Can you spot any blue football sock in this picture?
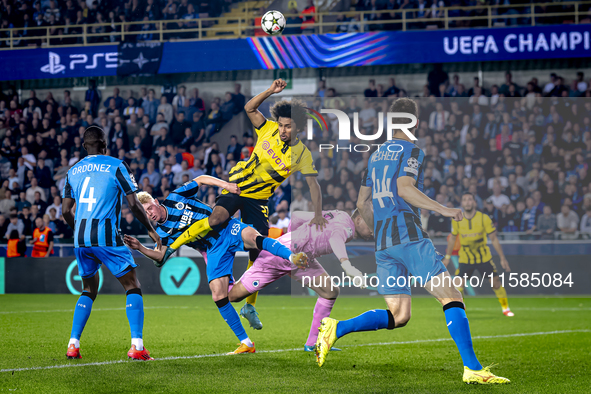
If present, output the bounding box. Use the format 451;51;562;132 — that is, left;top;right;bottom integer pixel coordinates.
70;293;94;340
336;309;392;338
216;298;248;342
126;289;144;339
257;236;291;260
444;302;482;371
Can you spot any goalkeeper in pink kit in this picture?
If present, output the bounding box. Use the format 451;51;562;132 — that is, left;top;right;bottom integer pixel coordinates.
227;210;373;351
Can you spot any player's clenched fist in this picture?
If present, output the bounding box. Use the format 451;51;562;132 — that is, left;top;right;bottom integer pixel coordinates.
268;79;287;94
442;207;463;222
224;182;241;195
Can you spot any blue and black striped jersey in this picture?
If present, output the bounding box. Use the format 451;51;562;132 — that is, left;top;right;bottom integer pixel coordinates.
62;155;138;248
156;181;222;251
364;139;429;251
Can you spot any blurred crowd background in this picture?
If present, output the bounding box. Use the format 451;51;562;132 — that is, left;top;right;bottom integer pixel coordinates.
2;64;591;244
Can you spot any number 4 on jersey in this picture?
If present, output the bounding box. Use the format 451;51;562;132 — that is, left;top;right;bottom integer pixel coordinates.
80;177;97;211
372;166;394;208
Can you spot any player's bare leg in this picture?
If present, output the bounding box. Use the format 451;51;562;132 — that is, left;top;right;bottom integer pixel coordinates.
425;271;509;384
66;272;100;359
210;276;255;354
116;269;153;360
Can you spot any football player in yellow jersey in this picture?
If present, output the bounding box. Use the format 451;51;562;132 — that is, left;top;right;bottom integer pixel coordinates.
160;79;327;329
443;193;514;317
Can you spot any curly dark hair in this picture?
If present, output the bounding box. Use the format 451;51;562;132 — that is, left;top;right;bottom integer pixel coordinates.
270;98;308;131
389;98;419;130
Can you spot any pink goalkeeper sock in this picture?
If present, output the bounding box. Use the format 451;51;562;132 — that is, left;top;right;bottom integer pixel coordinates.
306;297;336;346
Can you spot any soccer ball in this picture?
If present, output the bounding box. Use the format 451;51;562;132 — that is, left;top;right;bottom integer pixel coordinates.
261;10;286;36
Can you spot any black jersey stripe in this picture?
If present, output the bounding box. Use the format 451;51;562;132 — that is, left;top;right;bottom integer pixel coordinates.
105;219;113;247
78;219;87;247
381;217;391;251
414;215;429;239
375;220;384;251
245;183;273;194
174;187;199;199
116;167;133;195
404;212;419;242
90;219;100;247
391;216;400;246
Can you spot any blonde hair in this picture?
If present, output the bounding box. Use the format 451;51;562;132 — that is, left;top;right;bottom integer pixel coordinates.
137;191;154;204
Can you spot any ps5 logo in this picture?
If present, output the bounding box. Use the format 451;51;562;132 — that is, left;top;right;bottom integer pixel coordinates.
40;52;66;74
41;51;118;75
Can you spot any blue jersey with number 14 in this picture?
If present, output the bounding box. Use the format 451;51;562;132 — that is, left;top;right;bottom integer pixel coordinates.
364;139;429;251
62;155;138;248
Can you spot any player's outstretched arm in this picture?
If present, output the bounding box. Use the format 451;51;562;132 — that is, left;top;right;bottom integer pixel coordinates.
194;175;240;195
328;232;365;287
126;193;162;249
306;177;327;230
443;233;457;267
356;185;374;229
244;79;287;128
397;177;463;221
62;197;76;229
488;231;511;272
123;234;167;266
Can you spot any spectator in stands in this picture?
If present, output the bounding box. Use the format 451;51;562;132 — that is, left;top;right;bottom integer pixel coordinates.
0;190;15;214
34;158;53;191
139;161;160;189
170;111;191;145
557;203;580;240
158;95;173;124
581;206;591;234
364;79;378;97
172;85;189;114
190;88;205;112
142;89;159;123
537;205;557;240
232;83;245;114
205;102;222;140
45;195;62;217
6;213;24;239
122;212;145;236
103;87;124;111
25;178;45;204
220;92;236;122
427;209;451;238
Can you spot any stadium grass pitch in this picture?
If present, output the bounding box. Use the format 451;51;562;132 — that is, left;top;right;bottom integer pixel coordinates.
1;294;590;393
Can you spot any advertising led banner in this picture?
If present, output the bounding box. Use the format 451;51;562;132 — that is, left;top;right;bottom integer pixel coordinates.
0;45;118;81
247;24;591;69
1;24;591;81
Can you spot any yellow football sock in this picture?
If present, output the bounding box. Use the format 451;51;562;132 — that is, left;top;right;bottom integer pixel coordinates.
493;286;509;310
170;217;212;249
245;260;258;306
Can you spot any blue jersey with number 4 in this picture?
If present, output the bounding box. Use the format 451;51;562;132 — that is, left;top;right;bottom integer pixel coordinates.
62;155;138;248
364;139;429;251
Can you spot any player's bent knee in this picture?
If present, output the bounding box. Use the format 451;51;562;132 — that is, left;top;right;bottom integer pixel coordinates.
209;207;230;227
394;310;411;328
